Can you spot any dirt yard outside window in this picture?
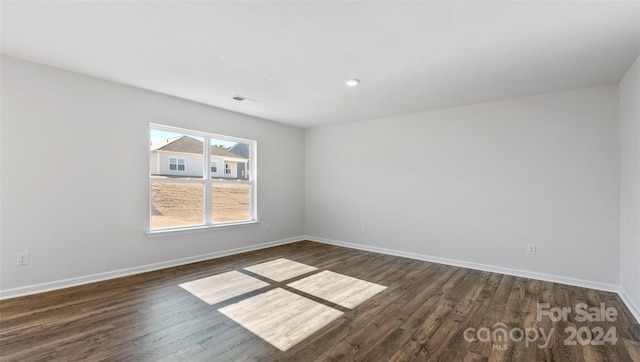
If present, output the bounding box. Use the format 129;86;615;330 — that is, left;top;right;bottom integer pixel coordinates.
151;183;250;229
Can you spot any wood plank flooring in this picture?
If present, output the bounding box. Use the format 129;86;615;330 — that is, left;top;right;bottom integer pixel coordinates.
1;240;639;361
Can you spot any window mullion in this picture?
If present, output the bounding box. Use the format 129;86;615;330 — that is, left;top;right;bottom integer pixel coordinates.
203;136;212;225
250;143;256;221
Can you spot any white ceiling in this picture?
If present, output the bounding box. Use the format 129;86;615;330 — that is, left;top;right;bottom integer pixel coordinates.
2;1;639;128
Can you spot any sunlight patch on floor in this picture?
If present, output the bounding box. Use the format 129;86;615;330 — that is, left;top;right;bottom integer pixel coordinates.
179;270;269;305
243;258;317;282
218;288;343;351
179;258;387;351
288;270;387;309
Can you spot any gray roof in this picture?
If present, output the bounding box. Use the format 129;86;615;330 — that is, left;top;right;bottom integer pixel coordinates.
153;136;246;159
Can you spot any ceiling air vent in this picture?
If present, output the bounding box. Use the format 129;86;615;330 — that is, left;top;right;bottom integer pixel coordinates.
233;96;257;102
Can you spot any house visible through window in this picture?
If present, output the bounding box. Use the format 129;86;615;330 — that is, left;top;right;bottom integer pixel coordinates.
169;157;185;171
149;124;256;231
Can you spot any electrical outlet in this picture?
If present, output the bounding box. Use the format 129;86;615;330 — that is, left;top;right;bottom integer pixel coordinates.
527;244;536;255
17;252;29;265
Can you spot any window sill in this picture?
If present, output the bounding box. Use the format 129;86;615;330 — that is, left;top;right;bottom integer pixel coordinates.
145;220;261;237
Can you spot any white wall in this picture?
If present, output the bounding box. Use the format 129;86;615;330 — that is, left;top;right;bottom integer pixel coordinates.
619;54;640;318
0;54;631;306
306;85;620;287
0;56;305;295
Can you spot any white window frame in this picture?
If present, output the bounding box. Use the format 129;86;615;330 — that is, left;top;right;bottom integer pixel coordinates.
211;160;218;173
149;123;257;233
224;163;232;175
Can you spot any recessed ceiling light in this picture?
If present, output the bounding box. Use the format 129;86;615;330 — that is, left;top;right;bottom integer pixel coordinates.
344;79;360;87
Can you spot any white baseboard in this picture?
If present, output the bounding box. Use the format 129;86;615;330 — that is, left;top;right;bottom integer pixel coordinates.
306;236;640;324
619;287;640;323
306;235;620;293
0;236;304;300
4;234;639;326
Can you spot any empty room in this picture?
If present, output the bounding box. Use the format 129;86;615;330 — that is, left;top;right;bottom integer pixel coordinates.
1;1;639;361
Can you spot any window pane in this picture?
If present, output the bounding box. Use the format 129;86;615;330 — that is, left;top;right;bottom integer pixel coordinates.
212;184;250;223
150;129;203;179
151;183;203;229
211;138;250;180
150;124;256;231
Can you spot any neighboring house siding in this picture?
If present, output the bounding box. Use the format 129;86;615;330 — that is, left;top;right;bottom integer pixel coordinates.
230;143;250;180
223;161;238;178
150;136;248;178
156;151;204;177
152;152;242;178
237;163;246;179
149;152;158;175
211;156;238;178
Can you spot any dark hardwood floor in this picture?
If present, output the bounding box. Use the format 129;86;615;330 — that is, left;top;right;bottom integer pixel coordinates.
1;241;639;361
